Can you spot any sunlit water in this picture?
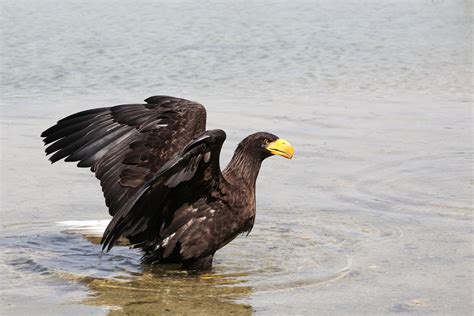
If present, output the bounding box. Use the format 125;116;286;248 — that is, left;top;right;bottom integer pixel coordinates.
1;0;472;315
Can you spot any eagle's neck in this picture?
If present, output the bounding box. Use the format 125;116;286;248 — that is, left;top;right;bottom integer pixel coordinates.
223;147;262;189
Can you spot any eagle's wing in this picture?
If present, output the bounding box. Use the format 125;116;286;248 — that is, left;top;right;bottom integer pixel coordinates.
100;129;227;252
41;96;206;216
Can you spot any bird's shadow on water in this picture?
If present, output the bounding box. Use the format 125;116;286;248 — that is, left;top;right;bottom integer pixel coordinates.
0;223;253;315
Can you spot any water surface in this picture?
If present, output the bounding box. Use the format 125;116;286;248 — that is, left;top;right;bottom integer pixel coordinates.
1;0;472;315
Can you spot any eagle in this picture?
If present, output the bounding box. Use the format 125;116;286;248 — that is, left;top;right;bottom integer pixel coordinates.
41;95;294;269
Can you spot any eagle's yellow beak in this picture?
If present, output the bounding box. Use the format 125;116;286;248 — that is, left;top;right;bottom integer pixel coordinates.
266;138;294;159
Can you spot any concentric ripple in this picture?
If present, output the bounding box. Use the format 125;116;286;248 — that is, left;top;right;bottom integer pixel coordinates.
0;211;371;313
341;152;472;218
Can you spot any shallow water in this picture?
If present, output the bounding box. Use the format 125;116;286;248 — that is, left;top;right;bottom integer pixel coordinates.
1;0;472;315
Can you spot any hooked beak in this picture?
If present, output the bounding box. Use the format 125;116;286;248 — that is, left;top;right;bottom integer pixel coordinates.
266;138;294;159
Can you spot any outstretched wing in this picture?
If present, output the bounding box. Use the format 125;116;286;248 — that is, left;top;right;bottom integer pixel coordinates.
41;96;206;216
101;129;227;252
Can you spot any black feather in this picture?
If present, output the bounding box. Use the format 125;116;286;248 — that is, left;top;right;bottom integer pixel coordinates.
57;107;109;123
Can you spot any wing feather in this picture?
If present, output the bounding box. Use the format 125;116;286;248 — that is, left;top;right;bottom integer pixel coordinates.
48;118;117;161
42;95;207;216
101;129;226;251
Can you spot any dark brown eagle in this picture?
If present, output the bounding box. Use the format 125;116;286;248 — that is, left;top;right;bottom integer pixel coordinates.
41;95;294;269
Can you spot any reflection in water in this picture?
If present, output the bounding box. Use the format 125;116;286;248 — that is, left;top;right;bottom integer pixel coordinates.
72;270;252;315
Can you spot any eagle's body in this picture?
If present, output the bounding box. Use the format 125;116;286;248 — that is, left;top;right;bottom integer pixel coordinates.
41;96;293;269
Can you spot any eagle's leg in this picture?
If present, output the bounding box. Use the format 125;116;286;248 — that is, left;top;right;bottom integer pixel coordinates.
182;255;213;270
